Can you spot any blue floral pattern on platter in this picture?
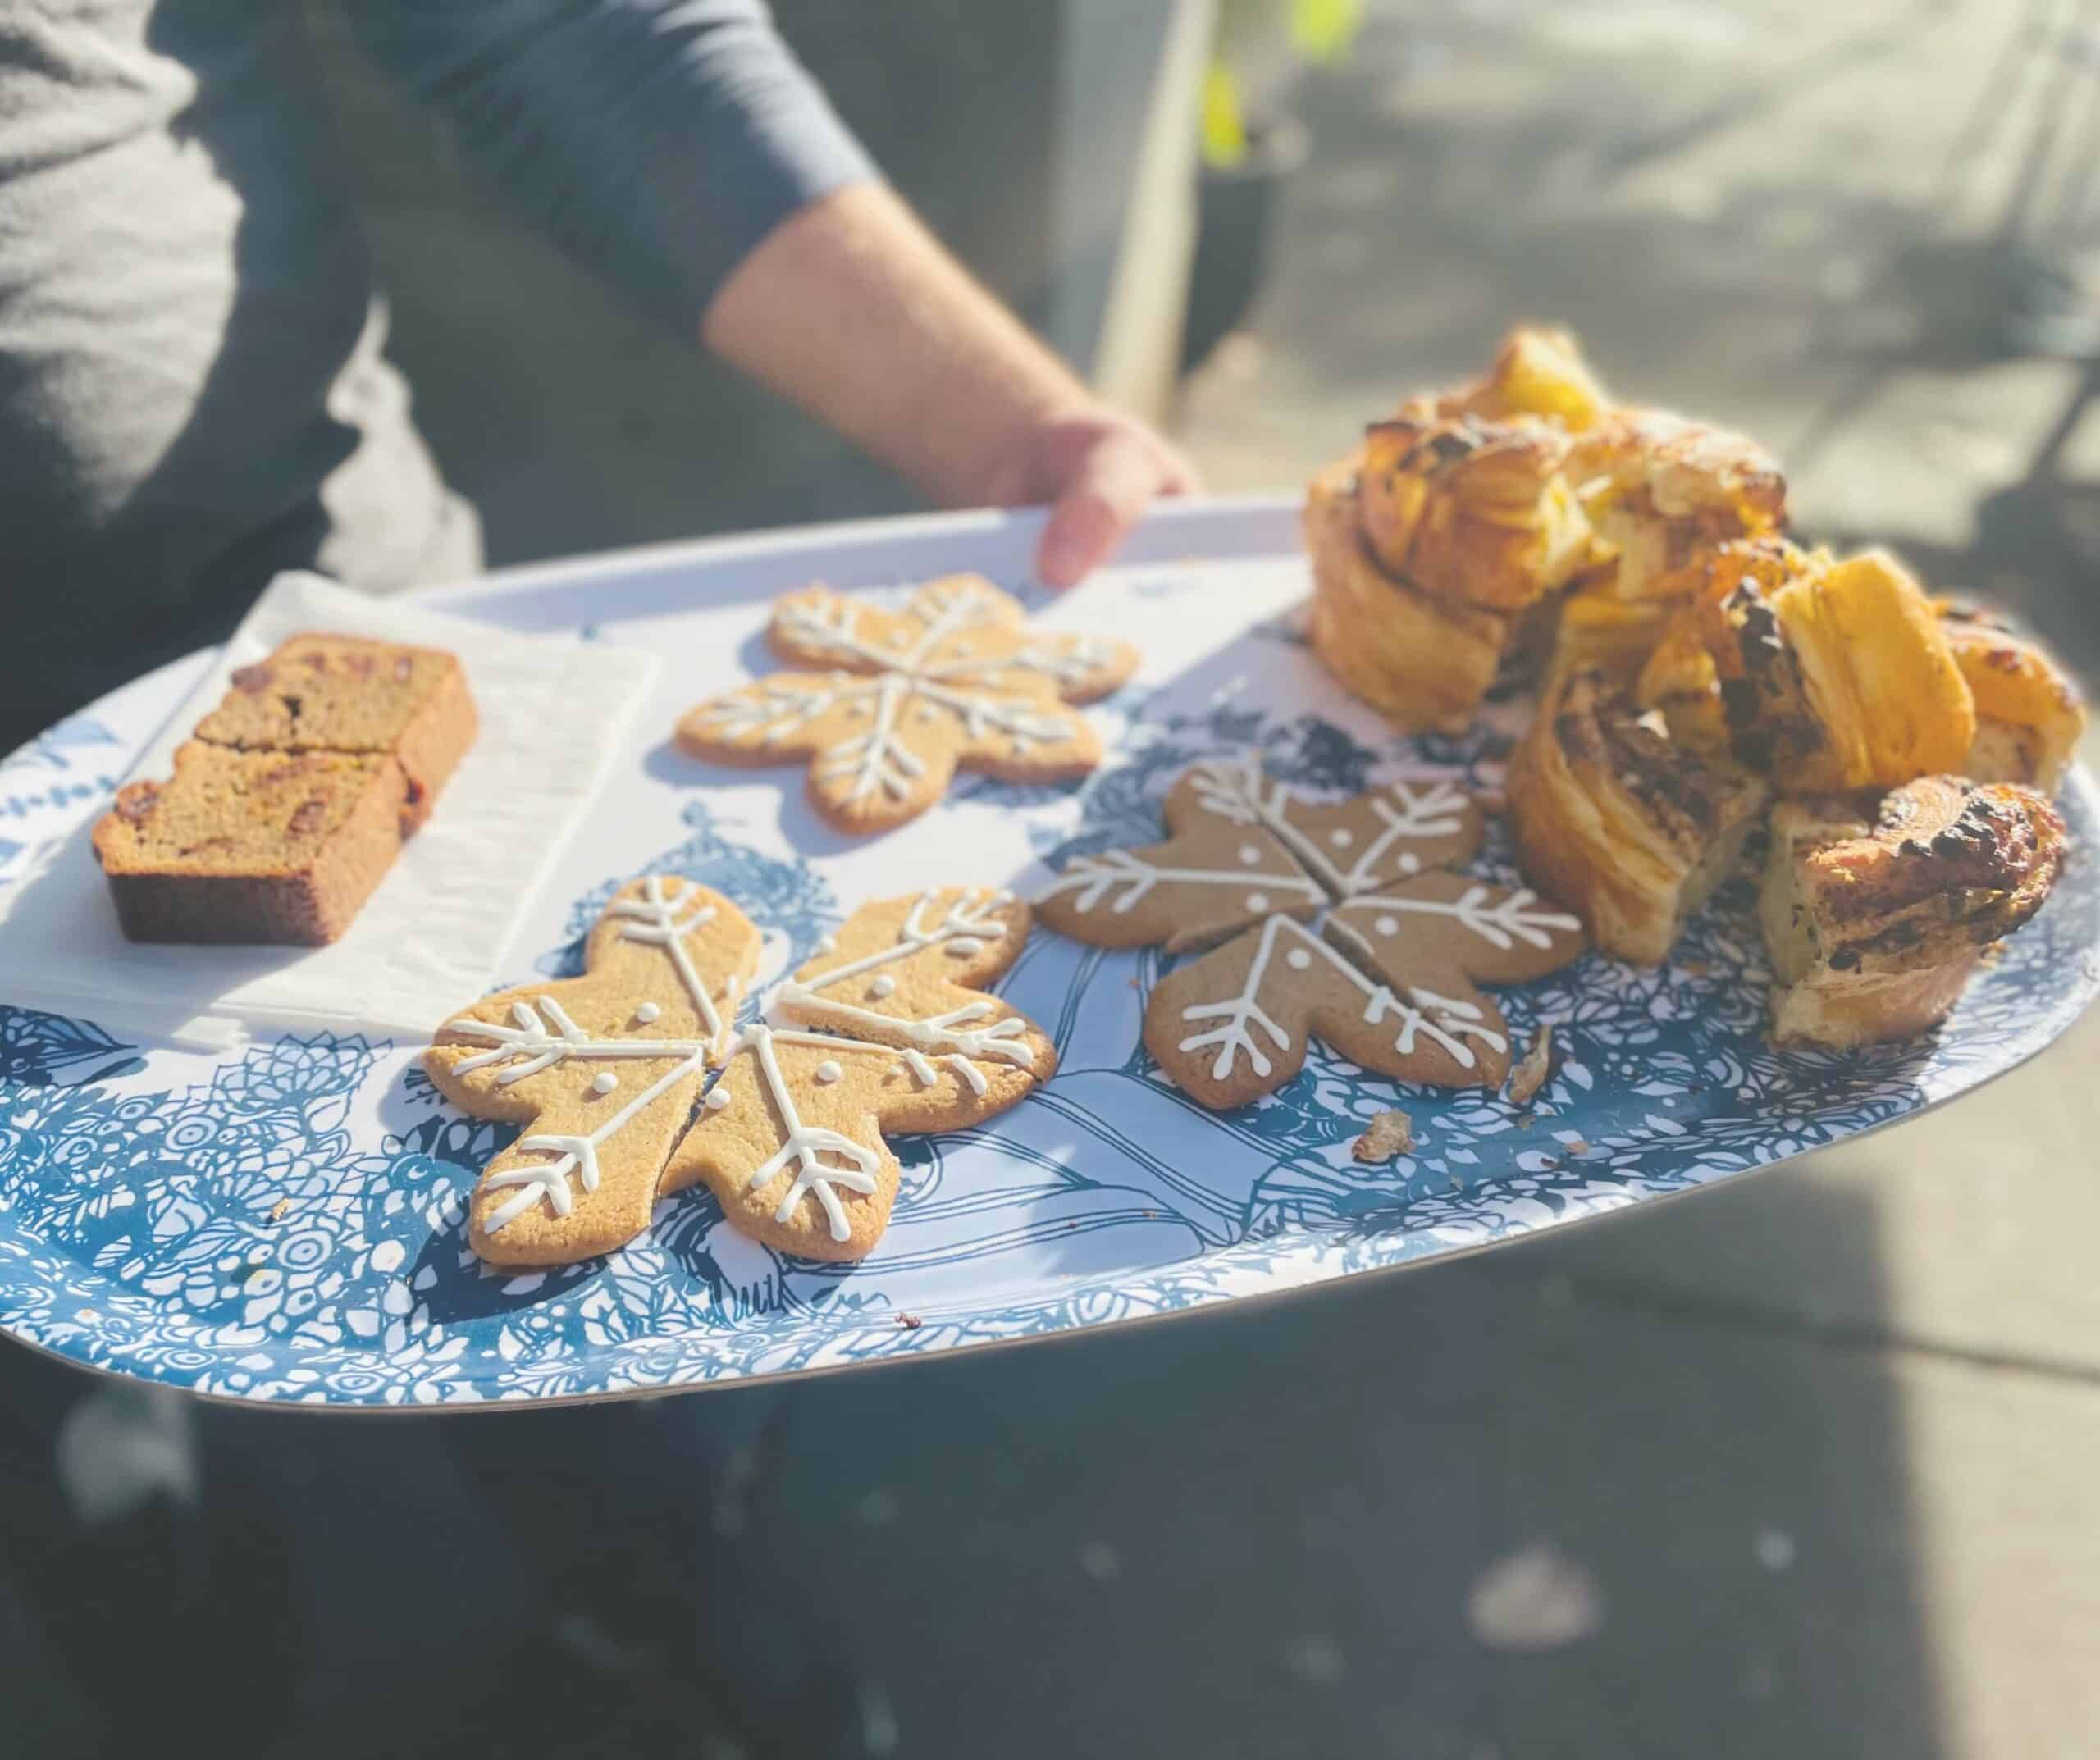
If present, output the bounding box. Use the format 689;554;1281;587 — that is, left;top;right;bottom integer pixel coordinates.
3;650;2098;1406
0;713;126;893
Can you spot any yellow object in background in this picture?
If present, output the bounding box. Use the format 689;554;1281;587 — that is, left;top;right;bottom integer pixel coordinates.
1290;0;1363;62
1201;62;1249;170
1204;0;1363;169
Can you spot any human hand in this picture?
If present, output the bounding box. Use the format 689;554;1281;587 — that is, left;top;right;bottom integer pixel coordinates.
984;406;1202;590
708;189;1199;584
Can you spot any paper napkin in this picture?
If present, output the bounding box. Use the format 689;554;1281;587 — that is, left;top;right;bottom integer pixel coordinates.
0;572;655;1048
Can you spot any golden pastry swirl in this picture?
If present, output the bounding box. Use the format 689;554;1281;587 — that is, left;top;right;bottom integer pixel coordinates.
1638;542;1975;792
1509;667;1768;965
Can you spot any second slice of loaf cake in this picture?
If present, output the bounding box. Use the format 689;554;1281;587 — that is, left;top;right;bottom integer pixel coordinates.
93;742;411;946
194;633;477;832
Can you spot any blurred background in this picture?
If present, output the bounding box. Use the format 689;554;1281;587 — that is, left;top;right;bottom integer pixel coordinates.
8;1;2100;1755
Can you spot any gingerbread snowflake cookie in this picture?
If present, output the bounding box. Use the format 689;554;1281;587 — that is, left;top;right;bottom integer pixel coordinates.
1036;758;1586;1109
427;878;1055;1266
677;576;1139;834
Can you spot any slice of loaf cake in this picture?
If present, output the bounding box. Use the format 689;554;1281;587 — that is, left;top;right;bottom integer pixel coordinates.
93;631;477;945
94;743;413;945
193;634;477;832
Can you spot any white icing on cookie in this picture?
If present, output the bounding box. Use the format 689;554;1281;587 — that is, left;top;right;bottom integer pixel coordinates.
477;1046;710;1233
1040;758;1580;1106
607;875;734;1055
788;890;1014;1003
730;1024;881;1240
1395;987;1507;1064
1185;759;1470;896
774;991;1035;1069
901;1047;939;1086
1177;914;1304;1079
448;881;1050;1247
1174;913;1525;1085
1346;887;1581;952
445;877;753;1235
447;994;714;1087
697;582;1109;814
1039;849;1322;916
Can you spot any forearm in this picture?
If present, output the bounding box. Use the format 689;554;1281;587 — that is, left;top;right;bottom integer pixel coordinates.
701;183;1096;508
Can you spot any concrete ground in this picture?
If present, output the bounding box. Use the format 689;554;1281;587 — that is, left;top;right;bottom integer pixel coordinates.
14;3;2098;1758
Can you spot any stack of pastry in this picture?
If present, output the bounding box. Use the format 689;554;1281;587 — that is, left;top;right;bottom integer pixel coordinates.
1516;515;2078;1046
1314;329;2086;1049
1760;776;2066;1047
1304;329;1785;732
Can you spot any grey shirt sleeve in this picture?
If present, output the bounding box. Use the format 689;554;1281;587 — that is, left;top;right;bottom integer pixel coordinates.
342;0;879;337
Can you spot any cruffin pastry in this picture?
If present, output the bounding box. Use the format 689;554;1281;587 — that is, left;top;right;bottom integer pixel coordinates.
1936;603;2086;794
1356;412;1596;614
1760;776;2066;1047
1423;326;1787;604
1303;459;1515;734
1310;323;2078;1055
1312;326;1792;732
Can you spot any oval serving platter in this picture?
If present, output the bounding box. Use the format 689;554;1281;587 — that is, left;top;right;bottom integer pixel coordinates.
2;499;2095;1407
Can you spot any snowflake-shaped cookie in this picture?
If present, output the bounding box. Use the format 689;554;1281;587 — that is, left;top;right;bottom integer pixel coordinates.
426;877;1054;1265
1035;757;1587;1108
677;576;1140;833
